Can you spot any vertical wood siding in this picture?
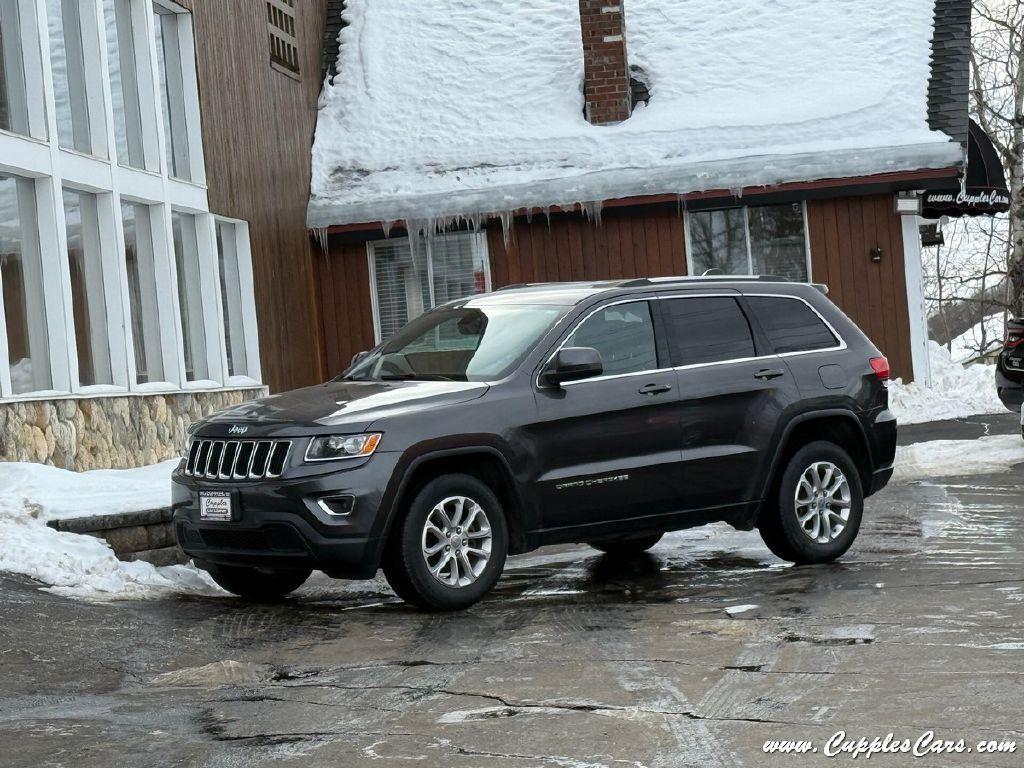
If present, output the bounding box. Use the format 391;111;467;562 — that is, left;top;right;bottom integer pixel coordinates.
488;209;688;285
806;195;914;381
316;197;915;384
316;241;376;378
177;0;328;393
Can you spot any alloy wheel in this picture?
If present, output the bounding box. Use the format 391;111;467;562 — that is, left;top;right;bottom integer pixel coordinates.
421;496;492;587
794;461;852;544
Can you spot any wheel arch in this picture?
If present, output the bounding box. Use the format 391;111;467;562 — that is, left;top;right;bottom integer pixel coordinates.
382;446;531;556
759;410;873;521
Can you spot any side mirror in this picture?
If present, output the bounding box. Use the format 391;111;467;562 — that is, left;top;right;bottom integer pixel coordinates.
350;350;370;368
541;347;603;387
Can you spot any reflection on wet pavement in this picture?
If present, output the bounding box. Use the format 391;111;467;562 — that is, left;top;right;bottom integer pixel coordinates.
1;473;1023;767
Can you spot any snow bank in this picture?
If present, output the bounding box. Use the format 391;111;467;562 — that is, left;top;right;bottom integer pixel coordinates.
309;0;961;227
894;434;1024;482
889;342;1004;425
949;312;1004;364
0;461;221;600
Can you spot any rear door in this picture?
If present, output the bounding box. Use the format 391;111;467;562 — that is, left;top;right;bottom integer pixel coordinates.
530;299;683;531
658;294;801;510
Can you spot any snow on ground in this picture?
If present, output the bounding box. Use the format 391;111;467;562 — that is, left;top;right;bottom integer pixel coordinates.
309;0;960;227
0;461;221;600
894;434;1024;482
889;341;1004;425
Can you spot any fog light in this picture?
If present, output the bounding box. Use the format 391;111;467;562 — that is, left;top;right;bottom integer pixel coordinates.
316;495;356;516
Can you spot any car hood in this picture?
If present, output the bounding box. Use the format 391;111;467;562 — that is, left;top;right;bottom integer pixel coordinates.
203;379;490;433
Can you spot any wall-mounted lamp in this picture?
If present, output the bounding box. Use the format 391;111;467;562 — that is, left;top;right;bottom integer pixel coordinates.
870;247;884;263
895;193;922;215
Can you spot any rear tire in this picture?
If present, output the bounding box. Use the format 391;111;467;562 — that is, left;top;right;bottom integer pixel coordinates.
206;565;311;601
383;474;508;611
759;441;863;564
589;533;663;557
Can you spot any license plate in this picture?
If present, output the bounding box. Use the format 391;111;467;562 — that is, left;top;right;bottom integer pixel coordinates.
200;491;234;521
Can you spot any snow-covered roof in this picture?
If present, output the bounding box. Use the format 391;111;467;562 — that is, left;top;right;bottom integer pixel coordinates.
308;0;965;229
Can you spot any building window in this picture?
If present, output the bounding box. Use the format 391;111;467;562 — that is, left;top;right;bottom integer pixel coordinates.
63;188;113;386
0;0;46;140
0;174;51;395
267;0;299;78
687;203;810;283
47;0;105;156
170;210;209;382
369;232;490;343
122;201;164;385
103;0;148;168
153;2;192;180
216;220;257;381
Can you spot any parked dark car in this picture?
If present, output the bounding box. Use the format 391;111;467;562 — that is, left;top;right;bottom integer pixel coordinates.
172;277;897;610
996;318;1024;413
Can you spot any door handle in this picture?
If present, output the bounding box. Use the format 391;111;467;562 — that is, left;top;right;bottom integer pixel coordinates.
638;383;672;396
754;368;785;381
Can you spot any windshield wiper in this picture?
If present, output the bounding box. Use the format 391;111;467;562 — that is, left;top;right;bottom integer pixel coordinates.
379;373;457;382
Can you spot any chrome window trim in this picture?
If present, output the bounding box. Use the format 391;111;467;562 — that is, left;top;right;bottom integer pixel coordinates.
537;291;846;389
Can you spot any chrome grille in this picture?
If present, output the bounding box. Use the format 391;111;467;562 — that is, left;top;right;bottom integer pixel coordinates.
185;439;291;480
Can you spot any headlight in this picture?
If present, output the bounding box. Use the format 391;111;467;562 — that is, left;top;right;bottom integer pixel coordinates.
305;433;382;462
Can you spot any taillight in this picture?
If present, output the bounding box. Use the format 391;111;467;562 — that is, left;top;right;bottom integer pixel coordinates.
1005;333;1024;348
869;356;890;381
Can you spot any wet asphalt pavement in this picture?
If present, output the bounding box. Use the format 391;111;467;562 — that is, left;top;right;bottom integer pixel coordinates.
2;423;1023;767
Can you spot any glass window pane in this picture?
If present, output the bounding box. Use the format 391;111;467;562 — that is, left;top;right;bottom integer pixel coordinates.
104;0;145;168
153;5;190;180
688;209;748;276
373;239;431;341
122;201;164;384
0;0;42;138
47;0;101;155
0;174;51;394
216;221;248;378
745;296;837;354
171;210;208;381
567;301;657;376
749;203;809;282
63;188;112;386
661;297;756;366
429;233;488;305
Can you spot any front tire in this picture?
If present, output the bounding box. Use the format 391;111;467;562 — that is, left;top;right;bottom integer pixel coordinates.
589;533;663;557
206;565;311;601
759;441;864;564
383;474;508;611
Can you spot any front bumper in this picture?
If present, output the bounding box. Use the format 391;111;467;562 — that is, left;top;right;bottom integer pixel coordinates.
171;451;402;579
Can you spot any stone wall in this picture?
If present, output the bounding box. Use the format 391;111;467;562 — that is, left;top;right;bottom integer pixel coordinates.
0;388;266;471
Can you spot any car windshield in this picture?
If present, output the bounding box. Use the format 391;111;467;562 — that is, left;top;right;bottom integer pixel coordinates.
342;304;568;382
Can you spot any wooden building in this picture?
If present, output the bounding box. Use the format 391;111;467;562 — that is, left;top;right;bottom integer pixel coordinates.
307;0;986;387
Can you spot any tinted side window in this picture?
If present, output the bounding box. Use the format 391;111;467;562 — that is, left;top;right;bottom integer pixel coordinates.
661;297;756;366
567;301;658;376
745;296;838;353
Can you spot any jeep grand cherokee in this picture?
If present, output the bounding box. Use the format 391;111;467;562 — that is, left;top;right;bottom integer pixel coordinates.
172;277;897;610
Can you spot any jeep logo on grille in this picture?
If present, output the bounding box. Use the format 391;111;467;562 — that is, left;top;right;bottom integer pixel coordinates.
227;425;249;436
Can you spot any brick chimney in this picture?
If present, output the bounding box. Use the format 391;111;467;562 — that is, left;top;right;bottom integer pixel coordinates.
579;0;631;125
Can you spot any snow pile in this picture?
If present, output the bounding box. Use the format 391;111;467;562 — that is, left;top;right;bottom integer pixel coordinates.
0;461;221;600
894;434;1024;481
309;0;961;227
889;341;1004;425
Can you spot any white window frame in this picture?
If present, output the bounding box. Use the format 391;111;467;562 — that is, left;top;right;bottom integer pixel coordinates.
684;201;813;281
0;0;261;403
366;231;492;345
213;216;262;386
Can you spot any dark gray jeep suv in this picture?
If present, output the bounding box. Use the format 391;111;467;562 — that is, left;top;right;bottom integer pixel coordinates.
172;277;897;610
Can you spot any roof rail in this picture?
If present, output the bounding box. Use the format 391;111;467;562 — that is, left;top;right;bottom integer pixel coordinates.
617;275;792;287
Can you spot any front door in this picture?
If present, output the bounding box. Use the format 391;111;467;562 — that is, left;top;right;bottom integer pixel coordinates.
528;300;683;532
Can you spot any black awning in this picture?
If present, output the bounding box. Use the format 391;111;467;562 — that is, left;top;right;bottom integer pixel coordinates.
922;119;1011;218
